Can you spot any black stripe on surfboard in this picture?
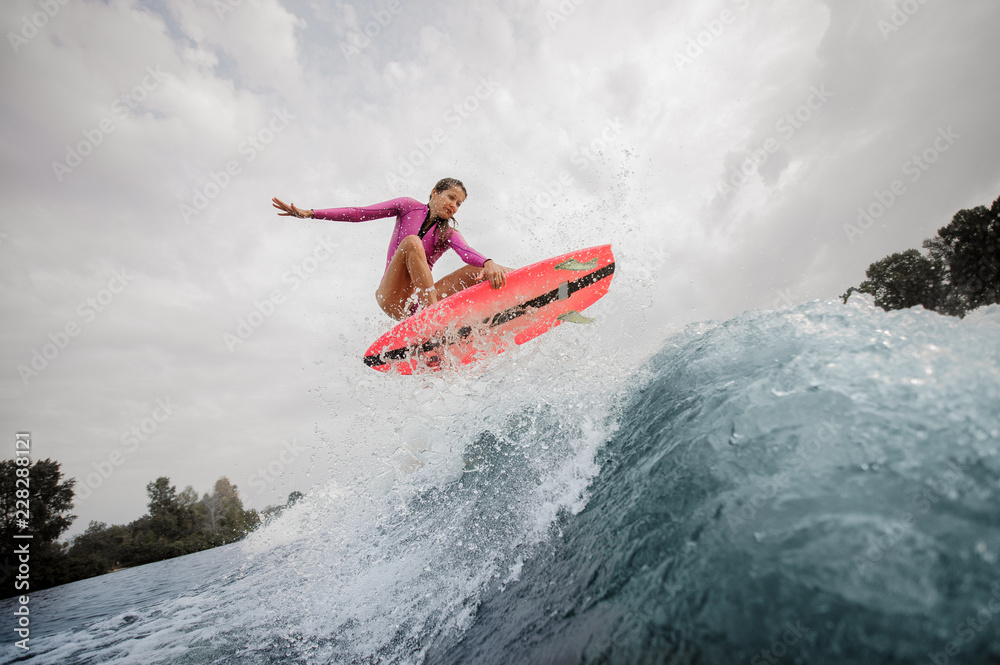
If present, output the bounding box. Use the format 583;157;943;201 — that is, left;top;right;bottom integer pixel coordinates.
364;262;615;368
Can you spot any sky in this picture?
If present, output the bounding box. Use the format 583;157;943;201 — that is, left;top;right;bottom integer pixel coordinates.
2;0;999;537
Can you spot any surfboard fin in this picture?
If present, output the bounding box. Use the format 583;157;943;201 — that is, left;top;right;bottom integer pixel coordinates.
557;310;595;324
555;257;598;271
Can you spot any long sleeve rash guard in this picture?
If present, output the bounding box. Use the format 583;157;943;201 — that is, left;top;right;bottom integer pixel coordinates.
312;197;489;275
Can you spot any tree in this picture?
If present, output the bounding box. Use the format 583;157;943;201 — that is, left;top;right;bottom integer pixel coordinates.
176;485;202;535
215;478;260;541
2;465;266;595
0;458;76;544
64;521;131;581
921;236;965;316
932;196;1000;312
145;477;196;540
200;487;223;533
856;249;944;311
198;477;260;544
0;458;76;597
845;194;999;317
146;476;177;518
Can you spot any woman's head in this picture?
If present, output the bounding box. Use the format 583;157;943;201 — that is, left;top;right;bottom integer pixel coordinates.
427;178;466;251
433;177;467;198
428;178;467;221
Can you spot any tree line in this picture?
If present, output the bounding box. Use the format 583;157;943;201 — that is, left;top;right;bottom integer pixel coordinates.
0;458;300;598
843;194;999;315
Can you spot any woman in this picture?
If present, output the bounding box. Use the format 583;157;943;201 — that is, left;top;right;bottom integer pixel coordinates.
272;178;510;320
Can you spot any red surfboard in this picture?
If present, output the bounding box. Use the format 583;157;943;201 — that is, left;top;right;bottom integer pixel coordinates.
364;245;615;374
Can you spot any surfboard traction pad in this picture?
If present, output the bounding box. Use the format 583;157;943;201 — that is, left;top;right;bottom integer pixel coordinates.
554;257;599;271
364;260;616;371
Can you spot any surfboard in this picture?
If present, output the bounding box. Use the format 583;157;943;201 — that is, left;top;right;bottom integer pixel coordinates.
364;244;615;374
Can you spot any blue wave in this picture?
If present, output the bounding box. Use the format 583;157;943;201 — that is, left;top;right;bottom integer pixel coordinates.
14;298;1000;665
436;298;1000;664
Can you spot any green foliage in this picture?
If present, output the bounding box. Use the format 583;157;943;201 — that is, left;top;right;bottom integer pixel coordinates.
857;249;943;311
0;458;77;596
200;477;260;545
0;458;76;544
122;476;260;562
1;462;278;597
932;198;1000;311
62;521;130;580
847;194;1000;317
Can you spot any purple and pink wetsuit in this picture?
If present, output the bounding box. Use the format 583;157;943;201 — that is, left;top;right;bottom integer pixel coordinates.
312;197;489;275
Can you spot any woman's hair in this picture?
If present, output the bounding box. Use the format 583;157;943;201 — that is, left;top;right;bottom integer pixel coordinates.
430;177;467;252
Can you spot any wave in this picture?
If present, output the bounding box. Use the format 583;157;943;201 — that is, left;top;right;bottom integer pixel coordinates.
436;297;1000;664
17;297;1000;665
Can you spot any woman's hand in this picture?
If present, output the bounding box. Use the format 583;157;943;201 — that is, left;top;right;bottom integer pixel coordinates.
478;260;510;289
272;197;313;219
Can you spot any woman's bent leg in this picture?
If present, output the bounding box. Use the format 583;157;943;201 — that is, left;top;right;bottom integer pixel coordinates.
375;236;437;320
434;265;483;299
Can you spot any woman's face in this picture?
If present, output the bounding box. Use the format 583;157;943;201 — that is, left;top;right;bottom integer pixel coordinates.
429;186;466;220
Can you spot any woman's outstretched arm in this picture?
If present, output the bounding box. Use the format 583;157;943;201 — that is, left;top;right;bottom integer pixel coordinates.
272;197;314;219
273;197;419;223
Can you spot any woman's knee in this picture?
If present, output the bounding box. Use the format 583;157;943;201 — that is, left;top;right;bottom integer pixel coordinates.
399;235;425;256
